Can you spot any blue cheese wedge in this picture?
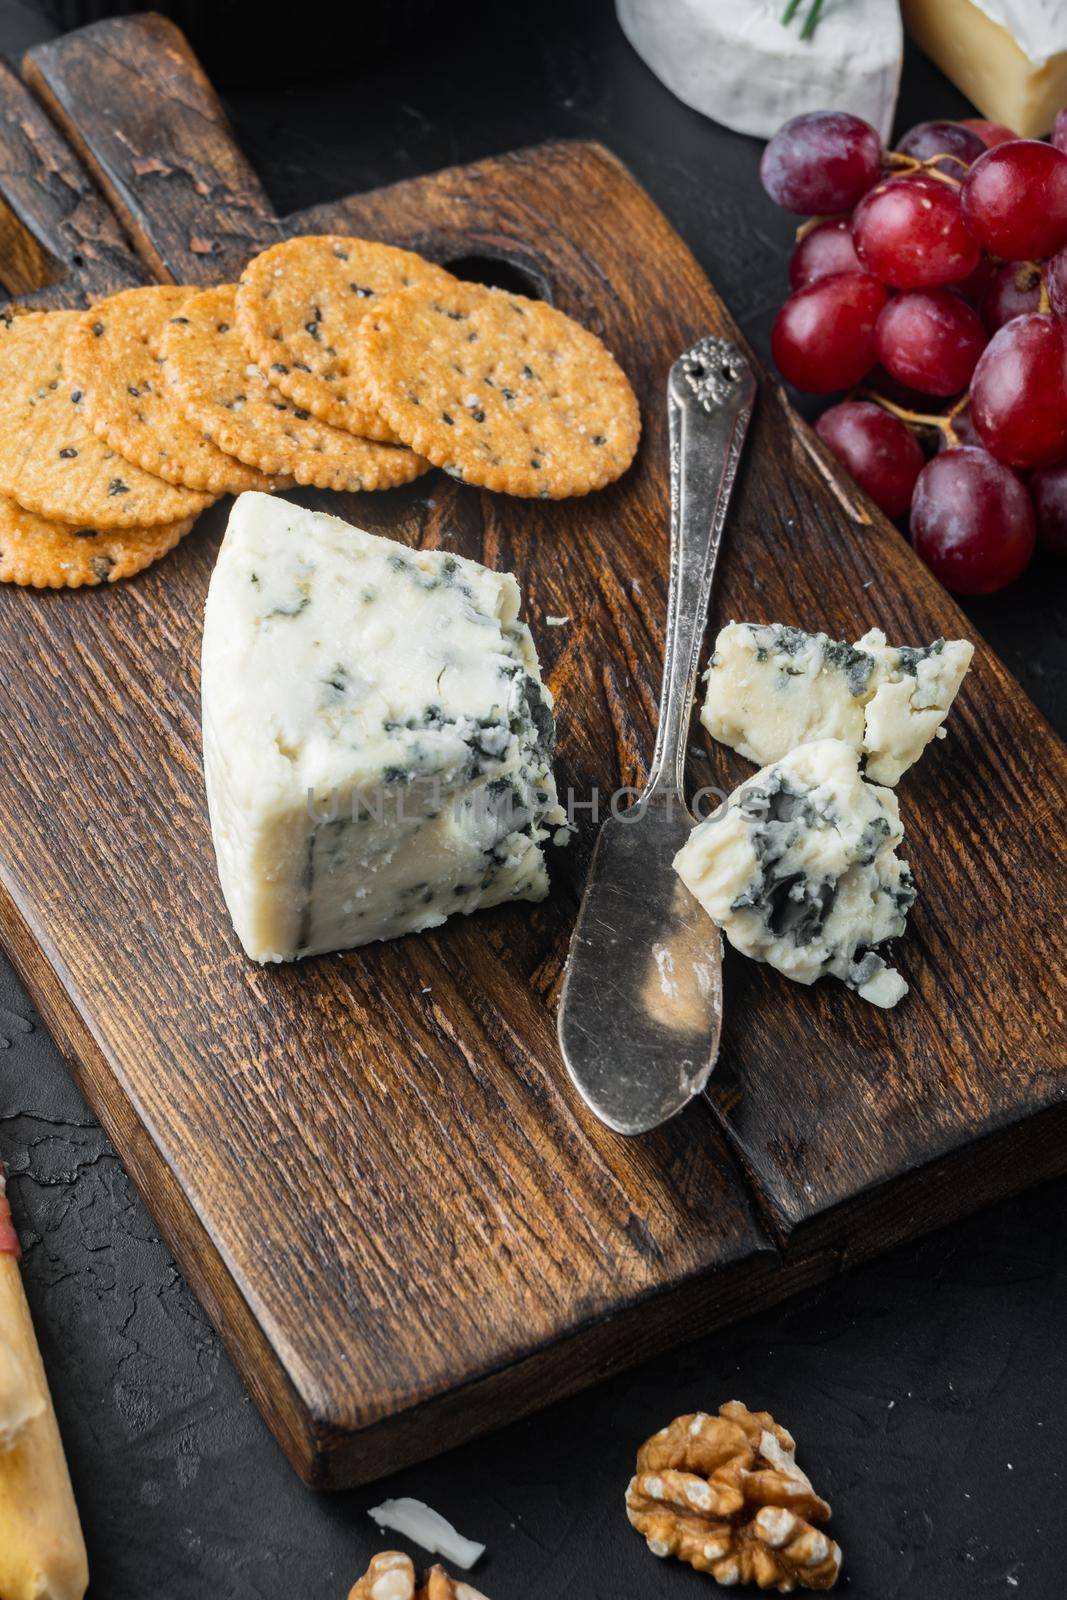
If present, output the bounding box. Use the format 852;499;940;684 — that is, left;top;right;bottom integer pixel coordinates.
674;739;916;1007
702;622;974;786
201;493;566;962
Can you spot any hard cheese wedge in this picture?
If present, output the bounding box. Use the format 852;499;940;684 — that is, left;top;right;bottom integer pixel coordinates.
903;0;1067;138
201;493;567;962
0;1174;88;1600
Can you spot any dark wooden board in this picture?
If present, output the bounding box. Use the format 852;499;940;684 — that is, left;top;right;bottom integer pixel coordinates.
0;13;1062;1489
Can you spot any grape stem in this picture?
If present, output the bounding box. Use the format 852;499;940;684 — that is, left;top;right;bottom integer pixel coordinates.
883;150;964;188
858;388;970;447
794;152;968;244
794;213;838;242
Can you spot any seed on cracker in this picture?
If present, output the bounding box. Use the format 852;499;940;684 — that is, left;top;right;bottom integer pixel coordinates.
159;285;429;491
354;280;641;497
0;311;212;529
235;235;456;438
63;285;285;497
0;493;196;588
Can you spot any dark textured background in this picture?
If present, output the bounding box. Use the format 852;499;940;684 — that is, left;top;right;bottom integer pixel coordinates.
0;2;1064;1596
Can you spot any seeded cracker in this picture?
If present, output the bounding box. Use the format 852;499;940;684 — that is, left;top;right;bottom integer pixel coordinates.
0;494;195;588
355;280;641;497
0;312;212;528
235;235;456;438
63;286;285;496
160;286;428;490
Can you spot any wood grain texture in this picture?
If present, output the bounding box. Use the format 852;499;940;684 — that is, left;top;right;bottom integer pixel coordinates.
23;12;278;284
0;13;1062;1487
0;56;143;308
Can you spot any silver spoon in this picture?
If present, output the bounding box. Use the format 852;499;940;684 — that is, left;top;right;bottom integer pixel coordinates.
557;335;756;1135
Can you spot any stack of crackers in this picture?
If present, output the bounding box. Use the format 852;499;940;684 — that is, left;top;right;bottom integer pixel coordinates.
0;237;640;590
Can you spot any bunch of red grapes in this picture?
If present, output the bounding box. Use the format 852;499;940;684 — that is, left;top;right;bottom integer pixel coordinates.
762;108;1067;594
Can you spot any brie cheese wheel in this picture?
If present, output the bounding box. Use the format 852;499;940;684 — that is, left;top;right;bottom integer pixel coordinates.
201;493;567;962
903;0;1067;138
616;0;903;140
702;623;974;787
674;739;915;1007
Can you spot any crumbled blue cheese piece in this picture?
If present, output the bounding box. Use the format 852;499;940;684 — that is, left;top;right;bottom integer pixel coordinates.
702;623;974;786
201;493;566;962
674;739;915;1007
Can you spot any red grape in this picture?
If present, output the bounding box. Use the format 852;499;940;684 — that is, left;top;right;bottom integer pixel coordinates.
771;272;887;392
959;117;1021;149
970;313;1067;469
979;261;1042;332
1030;459;1067;555
896;119;985;179
815;400;924;517
866;364;938;410
761;111;883;215
788;218;861;291
1045;247;1067;319
911;447;1036;594
875;290;987;396
1053;108;1067;157
961;141;1067;260
955;254;998;307
853;175;980;288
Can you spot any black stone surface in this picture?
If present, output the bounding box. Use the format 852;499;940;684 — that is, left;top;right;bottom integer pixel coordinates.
0;3;1064;1597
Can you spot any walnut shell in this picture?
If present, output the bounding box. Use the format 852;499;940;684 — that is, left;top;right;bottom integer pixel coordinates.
348;1554;489;1600
626;1402;842;1592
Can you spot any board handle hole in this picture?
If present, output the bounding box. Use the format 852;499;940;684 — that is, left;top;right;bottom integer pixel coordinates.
443;252;552;303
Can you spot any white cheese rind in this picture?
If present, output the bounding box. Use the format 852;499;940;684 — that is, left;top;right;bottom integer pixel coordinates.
201;493;566;962
972;0;1064;66
616;0;903;141
674;739;915;1006
702;622;973;787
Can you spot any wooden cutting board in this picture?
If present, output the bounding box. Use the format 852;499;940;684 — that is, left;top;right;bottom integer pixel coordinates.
0;13;1062;1490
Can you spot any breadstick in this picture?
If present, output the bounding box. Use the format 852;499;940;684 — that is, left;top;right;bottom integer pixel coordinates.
0;1164;88;1600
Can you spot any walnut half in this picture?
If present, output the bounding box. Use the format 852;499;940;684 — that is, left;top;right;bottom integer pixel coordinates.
625;1401;842;1592
348;1553;490;1600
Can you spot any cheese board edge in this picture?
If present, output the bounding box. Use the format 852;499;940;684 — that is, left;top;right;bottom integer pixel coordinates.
0;13;1062;1487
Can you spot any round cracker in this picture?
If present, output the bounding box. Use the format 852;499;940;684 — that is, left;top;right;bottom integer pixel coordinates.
0;312;212;528
0;493;196;588
354;281;641;497
235;235;455;438
159;286;428;491
63;286;285;496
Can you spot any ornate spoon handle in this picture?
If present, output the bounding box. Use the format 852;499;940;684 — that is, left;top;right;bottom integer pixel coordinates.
646;336;756;803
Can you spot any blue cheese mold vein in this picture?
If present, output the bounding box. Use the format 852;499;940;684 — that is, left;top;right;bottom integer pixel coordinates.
703;621;974;787
201;492;567;962
674;739;916;1008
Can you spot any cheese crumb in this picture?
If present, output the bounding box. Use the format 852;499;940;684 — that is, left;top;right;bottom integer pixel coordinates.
368;1497;485;1570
